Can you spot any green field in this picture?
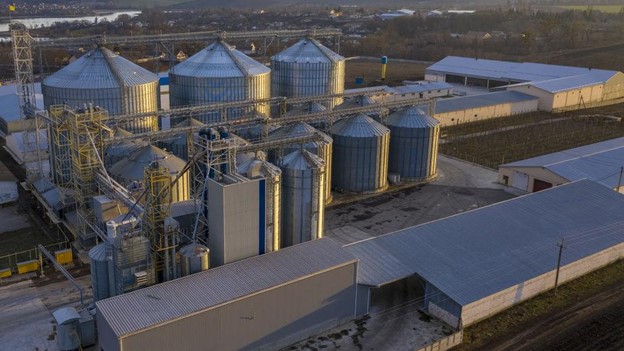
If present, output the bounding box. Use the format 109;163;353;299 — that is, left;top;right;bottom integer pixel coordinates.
558;5;624;13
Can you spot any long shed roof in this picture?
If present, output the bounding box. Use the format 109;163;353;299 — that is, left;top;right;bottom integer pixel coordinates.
500;137;624;189
96;237;356;338
426;56;618;83
344;180;624;306
431;90;537;114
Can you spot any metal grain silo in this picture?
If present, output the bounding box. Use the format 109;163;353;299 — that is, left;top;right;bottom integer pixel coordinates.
266;122;333;203
271;38;345;108
88;243;110;302
104;128;146;166
42;46;159;133
278;149;325;248
387;106;440;181
109;145;190;202
237;157;281;252
331;114;390;193
169;40;270;122
179;243;210;276
160;118;206;161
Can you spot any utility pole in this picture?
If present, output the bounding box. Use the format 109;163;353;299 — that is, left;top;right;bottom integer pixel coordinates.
554;238;567;296
617;166;623;192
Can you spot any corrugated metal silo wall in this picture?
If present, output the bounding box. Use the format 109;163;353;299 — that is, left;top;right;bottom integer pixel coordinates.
169;73;270;123
264;172;281;253
269;142;333;204
280;164;325;248
172;170;191;203
271;60;345;108
89;244;110;302
42;81;159;133
388;125;440;180
332;133;389;193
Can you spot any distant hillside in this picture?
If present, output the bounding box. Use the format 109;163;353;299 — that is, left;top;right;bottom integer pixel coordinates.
166;0;431;9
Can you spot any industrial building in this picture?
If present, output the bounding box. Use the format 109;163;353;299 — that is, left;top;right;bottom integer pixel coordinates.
96;238;357;351
0;160;18;205
429;90;539;126
346;179;624;328
426;56;624;112
498;137;624;193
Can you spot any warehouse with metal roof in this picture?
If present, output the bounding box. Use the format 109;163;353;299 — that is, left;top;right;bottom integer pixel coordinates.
426;90;538;126
96;237;357;351
345;180;624;328
425;56;624;112
498;137;624;193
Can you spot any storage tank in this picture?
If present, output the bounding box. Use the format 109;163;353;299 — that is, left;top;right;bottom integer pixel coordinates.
237;157;281;252
179;243;210;276
42;46;159;133
278;149;325;248
271;38;345;108
169;40;270;122
109;145;190;202
331;114;390;193
88;243;110;302
159;118;206;161
104;128;146;166
387;106;440;181
266;122;333;203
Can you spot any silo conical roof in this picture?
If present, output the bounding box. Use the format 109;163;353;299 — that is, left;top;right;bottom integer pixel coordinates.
272;38;344;63
170;41;270;78
387;106;440;128
43;46;158;89
281;149;324;171
109;145;187;181
267;122;332;144
331;114;389;137
237;157;281;179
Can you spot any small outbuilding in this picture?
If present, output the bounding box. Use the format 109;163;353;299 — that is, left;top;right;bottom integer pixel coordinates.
498;137;624;193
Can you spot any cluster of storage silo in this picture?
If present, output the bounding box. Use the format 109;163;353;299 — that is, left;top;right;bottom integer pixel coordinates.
44;35;442;292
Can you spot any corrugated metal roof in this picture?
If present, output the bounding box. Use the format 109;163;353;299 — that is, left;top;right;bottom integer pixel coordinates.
426;56;617;83
386;106;439;129
0;83;44;123
237;157;281;179
43;47;158;89
501;137;624;189
345;180;624;305
390;82;453;94
525;70;617;93
432;91;537;114
170;41;270;78
169;199;200;218
266;122;332;144
335;95;378;110
331;114;390;138
280;149;324;171
272;38;344;64
109;145;186;181
96;237;355;337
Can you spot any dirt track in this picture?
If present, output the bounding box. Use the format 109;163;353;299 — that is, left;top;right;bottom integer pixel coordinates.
481;277;624;351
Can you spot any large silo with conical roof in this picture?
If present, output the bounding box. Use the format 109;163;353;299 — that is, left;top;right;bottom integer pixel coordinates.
278;149;325;248
169;40;271;122
331;114;390;193
266;122;333;203
387;106;440;181
42;46;159;133
271;38;345;108
109;145;190;202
